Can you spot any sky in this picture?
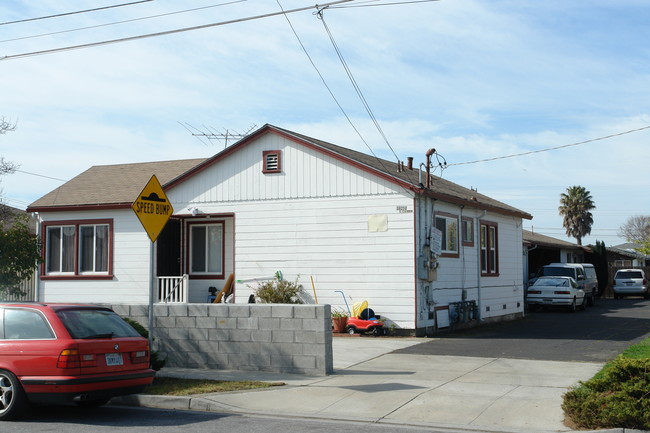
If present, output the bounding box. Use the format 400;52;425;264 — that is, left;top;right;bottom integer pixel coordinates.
1;0;649;247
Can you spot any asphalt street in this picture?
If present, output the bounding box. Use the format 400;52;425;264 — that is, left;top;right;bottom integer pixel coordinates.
9;405;466;433
395;298;650;363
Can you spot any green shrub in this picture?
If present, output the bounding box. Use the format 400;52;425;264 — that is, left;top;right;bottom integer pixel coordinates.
563;357;650;430
252;275;304;304
123;317;166;371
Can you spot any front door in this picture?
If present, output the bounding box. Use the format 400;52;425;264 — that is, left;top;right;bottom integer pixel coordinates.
156;218;181;277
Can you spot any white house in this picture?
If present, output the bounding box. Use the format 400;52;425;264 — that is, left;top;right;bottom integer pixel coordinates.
28;124;532;335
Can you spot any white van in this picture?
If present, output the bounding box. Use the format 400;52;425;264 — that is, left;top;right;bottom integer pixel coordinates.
535;263;599;306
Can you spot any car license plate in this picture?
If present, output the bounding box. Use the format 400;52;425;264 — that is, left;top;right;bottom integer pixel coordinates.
105;353;123;366
543;299;552;304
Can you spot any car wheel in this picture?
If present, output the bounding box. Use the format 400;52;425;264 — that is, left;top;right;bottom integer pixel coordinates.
0;369;27;421
347;326;355;335
569;298;577;312
588;290;596;306
75;397;111;408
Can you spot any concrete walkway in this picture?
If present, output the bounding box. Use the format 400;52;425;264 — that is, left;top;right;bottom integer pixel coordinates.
117;336;607;433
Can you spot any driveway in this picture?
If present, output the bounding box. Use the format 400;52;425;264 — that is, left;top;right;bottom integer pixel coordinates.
122;299;649;432
395;298;650;363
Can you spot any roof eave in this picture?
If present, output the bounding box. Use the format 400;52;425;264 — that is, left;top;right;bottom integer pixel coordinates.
413;187;533;220
27;203;132;213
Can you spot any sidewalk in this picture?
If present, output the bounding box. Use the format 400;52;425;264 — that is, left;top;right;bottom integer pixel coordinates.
116;336;606;433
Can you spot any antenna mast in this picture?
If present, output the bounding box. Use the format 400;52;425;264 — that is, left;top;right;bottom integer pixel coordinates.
179;123;257;148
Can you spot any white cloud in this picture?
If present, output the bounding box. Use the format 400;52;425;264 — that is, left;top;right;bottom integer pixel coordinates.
1;0;650;246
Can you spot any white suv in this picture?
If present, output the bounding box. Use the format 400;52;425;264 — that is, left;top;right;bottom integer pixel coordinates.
612;269;648;299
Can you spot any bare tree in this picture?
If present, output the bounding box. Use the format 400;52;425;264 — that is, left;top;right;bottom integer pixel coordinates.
0;117;16;133
0;117;17;175
618;215;650;254
0;117;18;220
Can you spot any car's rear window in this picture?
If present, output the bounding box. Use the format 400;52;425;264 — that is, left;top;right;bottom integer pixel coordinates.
541;267;575;278
534;278;570;287
615;271;644;279
55;308;141;339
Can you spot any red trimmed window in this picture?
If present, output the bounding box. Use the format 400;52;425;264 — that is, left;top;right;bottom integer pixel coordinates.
480;221;499;276
188;221;224;279
434;212;459;258
42;219;113;279
461;217;474;247
263;150;281;173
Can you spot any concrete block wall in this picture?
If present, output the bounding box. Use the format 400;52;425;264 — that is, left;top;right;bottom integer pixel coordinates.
109;303;333;376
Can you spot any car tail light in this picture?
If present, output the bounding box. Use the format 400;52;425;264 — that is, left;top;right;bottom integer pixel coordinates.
57;349;80;368
554;291;570;295
527;290;541;294
57;349;98;368
130;350;149;364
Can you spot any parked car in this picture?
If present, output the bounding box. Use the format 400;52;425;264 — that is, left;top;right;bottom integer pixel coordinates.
526;276;586;311
531;263;598;306
612;269;648;299
0;303;155;420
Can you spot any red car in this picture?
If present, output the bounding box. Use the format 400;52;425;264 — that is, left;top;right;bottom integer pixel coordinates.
0;303;155;420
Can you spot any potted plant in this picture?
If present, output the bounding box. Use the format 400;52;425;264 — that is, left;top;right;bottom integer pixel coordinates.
331;308;349;333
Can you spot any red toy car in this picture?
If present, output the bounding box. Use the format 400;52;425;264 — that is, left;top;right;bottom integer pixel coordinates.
346;303;386;336
0;303;155;420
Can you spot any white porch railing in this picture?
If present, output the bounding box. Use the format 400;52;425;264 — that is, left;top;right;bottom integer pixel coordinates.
156;274;189;303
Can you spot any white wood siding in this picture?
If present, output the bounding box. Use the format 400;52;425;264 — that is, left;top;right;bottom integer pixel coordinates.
479;214;525;319
414;202;525;329
170;134;401;204
176;195;418;329
37;209;152;304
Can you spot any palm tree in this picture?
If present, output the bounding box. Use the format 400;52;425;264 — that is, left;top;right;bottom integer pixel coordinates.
558;185;596;245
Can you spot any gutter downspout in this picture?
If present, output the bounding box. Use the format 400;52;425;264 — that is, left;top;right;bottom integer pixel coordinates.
33;212;40;302
477;210;487;321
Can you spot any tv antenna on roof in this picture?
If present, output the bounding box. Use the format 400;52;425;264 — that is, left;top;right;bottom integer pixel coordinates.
178;122;257;148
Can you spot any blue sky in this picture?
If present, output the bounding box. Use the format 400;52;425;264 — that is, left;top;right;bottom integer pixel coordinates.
1;0;649;246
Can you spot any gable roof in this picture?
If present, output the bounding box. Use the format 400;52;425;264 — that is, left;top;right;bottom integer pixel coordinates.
28;159;206;211
28;124;532;219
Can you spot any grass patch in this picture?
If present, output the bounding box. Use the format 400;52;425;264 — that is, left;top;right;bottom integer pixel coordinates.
145;377;285;396
563;336;650;430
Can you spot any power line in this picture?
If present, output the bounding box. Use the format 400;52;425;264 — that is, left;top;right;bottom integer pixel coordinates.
0;1;247;44
0;0;355;61
275;1;378;157
332;0;441;8
0;0;154;26
316;6;400;162
448;125;650;166
15;170;67;182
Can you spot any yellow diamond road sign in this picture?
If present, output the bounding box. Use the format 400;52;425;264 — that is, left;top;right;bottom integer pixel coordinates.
132;175;174;243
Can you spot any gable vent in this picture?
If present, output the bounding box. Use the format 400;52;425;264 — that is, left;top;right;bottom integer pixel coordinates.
263;150;281;173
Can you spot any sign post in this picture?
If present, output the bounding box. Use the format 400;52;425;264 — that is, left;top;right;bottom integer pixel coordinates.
131;175;174;353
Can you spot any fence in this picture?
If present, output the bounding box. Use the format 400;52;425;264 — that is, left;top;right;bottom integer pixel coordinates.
108;303;333;375
0;270;37;301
